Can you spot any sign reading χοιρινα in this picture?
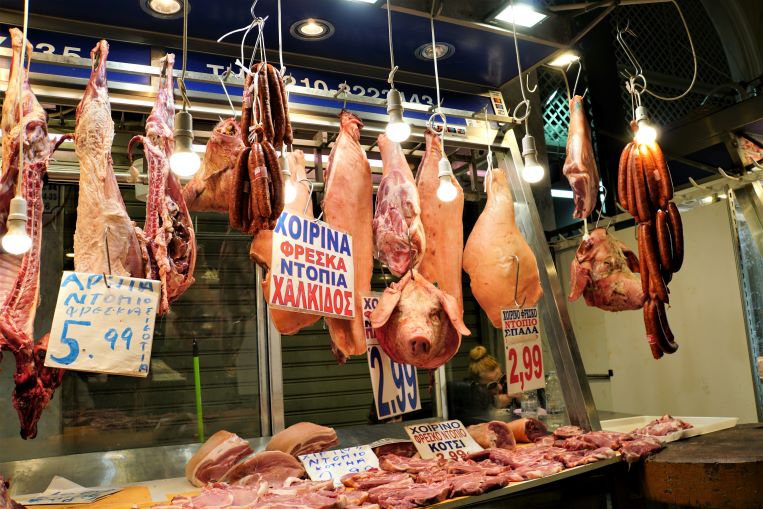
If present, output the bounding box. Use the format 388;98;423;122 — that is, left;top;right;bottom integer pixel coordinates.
404;420;483;460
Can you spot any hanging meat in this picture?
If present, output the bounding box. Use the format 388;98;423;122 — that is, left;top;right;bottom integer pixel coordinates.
416;129;464;309
563;95;600;219
321;111;373;361
568;228;645;311
249;150;320;335
182;118;245;212
73;40;144;278
463;169;543;328
373;134;426;277
370;269;469;369
128;54;196;315
618;129;683;358
0;28;65;439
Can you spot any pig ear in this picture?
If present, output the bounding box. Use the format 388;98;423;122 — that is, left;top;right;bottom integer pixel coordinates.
437;290;470;336
370;287;402;328
619;243;641;274
568;258;590;302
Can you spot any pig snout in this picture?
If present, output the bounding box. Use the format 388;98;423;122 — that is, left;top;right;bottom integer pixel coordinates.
408;336;432;356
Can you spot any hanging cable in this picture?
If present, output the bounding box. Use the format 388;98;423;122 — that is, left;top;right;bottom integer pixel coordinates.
177;0;191;111
14;0;30;200
277;0;285;75
386;0;398;86
643;0;696;101
508;0;535;129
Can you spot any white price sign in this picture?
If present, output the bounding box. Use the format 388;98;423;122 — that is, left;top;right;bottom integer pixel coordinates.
502;307;545;393
363;294;421;420
299;445;379;486
44;272;160;377
270;211;355;319
404;420;483;460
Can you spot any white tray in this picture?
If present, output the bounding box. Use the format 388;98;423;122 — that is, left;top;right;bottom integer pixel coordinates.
600;415;738;443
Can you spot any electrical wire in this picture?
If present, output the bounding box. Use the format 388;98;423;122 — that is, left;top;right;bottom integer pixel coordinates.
508;0;534;129
386;0;397;86
429;15;446;156
178;0;191;111
277;0;285;75
15;0;30;200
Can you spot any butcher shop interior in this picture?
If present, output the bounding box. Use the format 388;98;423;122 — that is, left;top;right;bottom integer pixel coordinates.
0;0;762;507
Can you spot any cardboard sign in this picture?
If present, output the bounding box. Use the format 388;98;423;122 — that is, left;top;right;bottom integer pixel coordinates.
44;272;160;377
502;307;545;393
299;445;379;486
404;420;483;460
363;294;421;420
269;211;355;319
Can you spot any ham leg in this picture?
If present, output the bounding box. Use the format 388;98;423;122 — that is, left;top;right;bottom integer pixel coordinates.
563;95;600;219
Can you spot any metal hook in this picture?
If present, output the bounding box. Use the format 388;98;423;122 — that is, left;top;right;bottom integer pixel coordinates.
103;226;112;289
525;74;538;94
595;185;608;230
509;254;526;309
335;81;350;110
616;21;642;80
300;178;314;217
218;66;238;118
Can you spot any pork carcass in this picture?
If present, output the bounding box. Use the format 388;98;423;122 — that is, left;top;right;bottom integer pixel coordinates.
0;29;65;439
463;169;543;328
73;40;144;278
250;150;320;335
416;129;464;309
373;133;426;277
563;95;600;219
266;421;339;457
128;54;196;315
468;421;516;450
321;111;373;361
185;430;253;487
568;227;645;311
182;118;245;212
370;269;469;369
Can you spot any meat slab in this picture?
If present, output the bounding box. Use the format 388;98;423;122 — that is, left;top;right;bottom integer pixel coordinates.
563;95;601;219
468;421;516;449
373;134;425;277
73;40;144;278
185;430;253;487
370;269;469;369
321;111;373;361
415;129;464;308
569;227;645;311
265;421;338;457
632;415;693;436
0;28;65;439
221;451;307;486
128;54;196;314
0;476;24;509
507;417;548;443
463;169;543;327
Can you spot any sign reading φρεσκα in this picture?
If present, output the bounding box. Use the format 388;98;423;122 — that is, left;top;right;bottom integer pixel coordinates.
269;211;355;319
404;420;483;460
363;294;421;420
502;307;545;393
299;445;379;486
43;272;160;377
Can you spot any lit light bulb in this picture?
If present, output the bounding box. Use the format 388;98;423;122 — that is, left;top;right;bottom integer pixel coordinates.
436;157;458;202
386;88;411;142
284;179;298;205
279;152;298;205
633;105;658;145
2;197;32;255
170;110;201;178
521;134;545;184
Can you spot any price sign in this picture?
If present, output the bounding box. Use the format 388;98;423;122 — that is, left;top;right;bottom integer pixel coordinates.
502;307;545;393
270;211;355;319
363;294;421;420
404;420;483;460
44;272;160;377
299;445;379;486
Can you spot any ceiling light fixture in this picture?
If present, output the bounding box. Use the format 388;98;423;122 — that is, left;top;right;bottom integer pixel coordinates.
494;3;547;28
290;19;334;41
414;42;455;61
384;0;410;143
141;0;184;19
548;51;580;68
345;0;378;3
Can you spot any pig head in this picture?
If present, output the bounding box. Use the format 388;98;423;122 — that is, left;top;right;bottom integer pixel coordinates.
371;270;469;369
569;228;645;312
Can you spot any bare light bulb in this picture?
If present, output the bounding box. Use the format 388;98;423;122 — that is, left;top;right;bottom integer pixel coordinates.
2;197;32;255
386;88;411;143
521;134;545;184
170;110;201;178
436;157;458;202
169;151;201;177
634;122;657;145
279;152;298;205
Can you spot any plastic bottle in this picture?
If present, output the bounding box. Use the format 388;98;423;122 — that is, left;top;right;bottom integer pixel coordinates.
545;370;565;415
520;390;539;419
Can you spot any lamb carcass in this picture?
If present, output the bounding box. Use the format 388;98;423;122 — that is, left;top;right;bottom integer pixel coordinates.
416;129;464;309
373;133;426;277
182;117;245;212
568;227;645;311
250;150;320;334
73;40;144;278
0;28;65;439
370;269;469;369
128;54;196;315
321;111;373;361
563;95;600;219
463;169;543;328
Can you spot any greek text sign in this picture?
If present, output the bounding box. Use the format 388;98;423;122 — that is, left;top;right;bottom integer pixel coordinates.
404;420;483;460
44;272;160;377
299;445;379;485
502;307;545;393
269;211;355;319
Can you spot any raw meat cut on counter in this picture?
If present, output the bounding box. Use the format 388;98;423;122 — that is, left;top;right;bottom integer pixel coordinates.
568;228;645;311
553;425;584;439
463;169;543;327
321;111;373;361
73;40;144;278
632;415;693;436
468;421;516;449
0;28;65;439
0;476;24;509
373;133;426;277
563;95;601;219
372;441;417;458
186;430;253;487
416;129;464;309
221;451;307;485
507;418;548;443
250;151;320;334
265;421;339;457
370;269;469;369
128;54;196;315
182;118;246;213
341;470;411;490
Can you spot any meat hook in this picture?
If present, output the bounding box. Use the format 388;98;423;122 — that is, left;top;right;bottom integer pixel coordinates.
509;254;526;309
335;81;350;111
103;225;112;289
300;178;314;217
218;66;238;119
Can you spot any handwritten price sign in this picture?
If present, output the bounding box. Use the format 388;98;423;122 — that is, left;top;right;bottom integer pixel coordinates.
363;294;421;420
300;445;379;486
44;272;160;377
503;307;545;393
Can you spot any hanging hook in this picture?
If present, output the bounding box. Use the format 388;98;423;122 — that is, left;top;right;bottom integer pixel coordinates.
595;185;608;230
509;255;526;309
103;226;112;289
300;178;314;217
218;66;238;118
335;81;351;110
